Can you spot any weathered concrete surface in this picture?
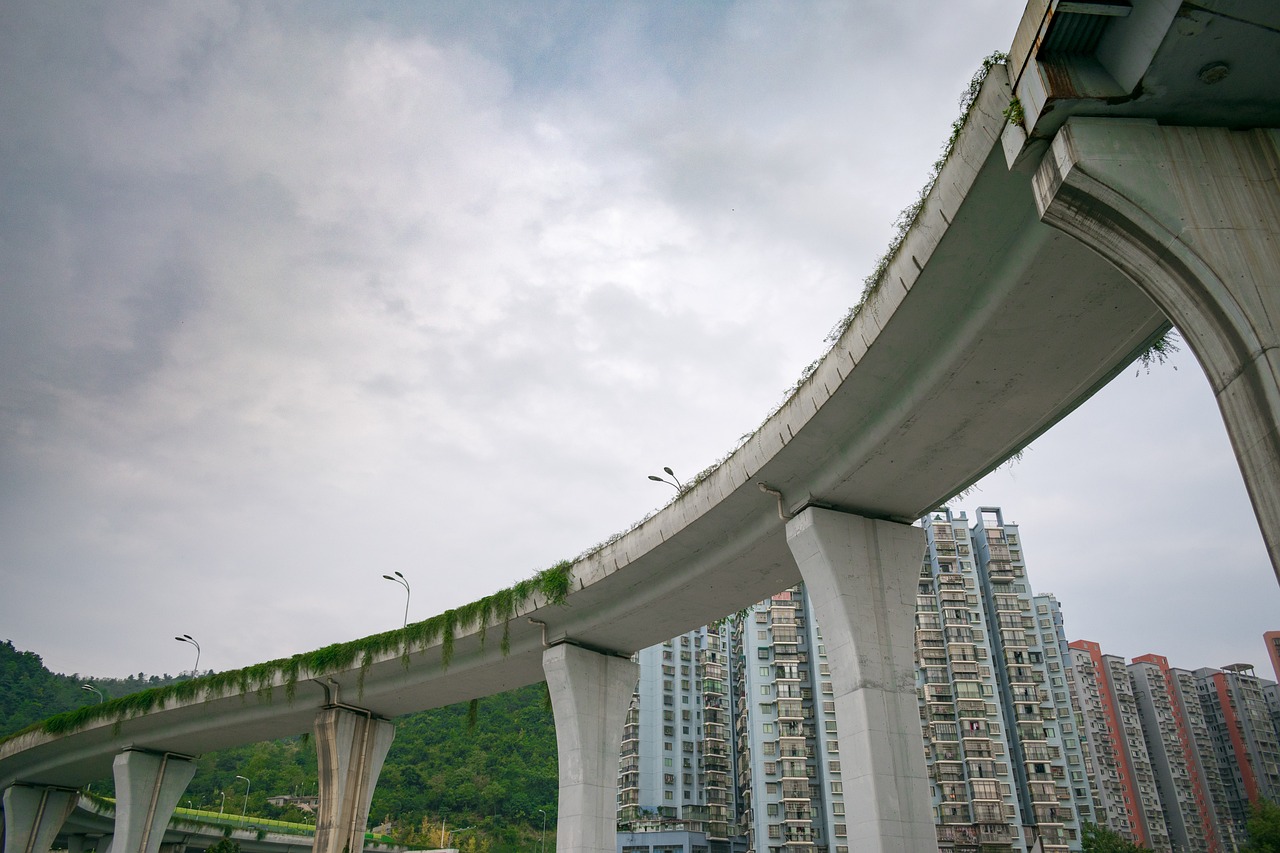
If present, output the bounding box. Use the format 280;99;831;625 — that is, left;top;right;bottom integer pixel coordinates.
314;708;395;853
1034;118;1280;583
543;645;637;853
786;509;932;853
1;786;78;853
110;751;197;853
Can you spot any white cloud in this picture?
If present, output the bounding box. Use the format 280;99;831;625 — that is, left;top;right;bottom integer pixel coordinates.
0;0;1274;683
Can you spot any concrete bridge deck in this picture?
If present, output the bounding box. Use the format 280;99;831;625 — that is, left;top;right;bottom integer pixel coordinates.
4;2;1279;853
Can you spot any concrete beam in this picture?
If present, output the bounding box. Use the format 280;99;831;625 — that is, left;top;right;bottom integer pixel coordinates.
542;644;638;853
2;786;79;853
111;751;197;853
313;707;395;853
1034;117;1280;584
785;508;933;853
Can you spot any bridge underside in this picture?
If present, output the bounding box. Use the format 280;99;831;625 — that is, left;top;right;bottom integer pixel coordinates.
5;3;1280;853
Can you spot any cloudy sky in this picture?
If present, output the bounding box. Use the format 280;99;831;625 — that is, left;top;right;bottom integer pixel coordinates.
2;1;1275;683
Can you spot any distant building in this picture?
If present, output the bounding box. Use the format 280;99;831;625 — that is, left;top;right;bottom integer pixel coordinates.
730;586;847;853
1195;663;1280;838
1128;655;1228;852
1066;641;1169;850
918;507;1087;852
618;625;744;853
1263;631;1280;683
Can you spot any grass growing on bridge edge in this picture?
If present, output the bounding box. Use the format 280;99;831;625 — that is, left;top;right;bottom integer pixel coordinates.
0;561;574;748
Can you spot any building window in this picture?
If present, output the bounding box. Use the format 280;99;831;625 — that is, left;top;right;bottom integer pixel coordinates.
831;782;842;794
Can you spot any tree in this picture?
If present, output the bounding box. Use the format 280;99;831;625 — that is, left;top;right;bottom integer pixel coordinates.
206;840;241;853
1081;823;1150;853
1243;799;1280;852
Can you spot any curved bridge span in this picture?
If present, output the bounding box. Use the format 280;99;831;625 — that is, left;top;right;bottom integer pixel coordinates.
5;3;1279;853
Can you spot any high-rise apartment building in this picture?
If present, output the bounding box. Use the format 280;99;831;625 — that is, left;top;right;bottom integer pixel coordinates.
1195;664;1280;837
622;508;1280;853
918;507;1086;852
1066;641;1170;850
1031;594;1096;836
1128;655;1228;853
618;625;744;853
730;587;847;853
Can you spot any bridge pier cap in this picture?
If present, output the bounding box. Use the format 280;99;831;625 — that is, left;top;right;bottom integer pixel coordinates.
785;507;934;853
543;644;638;853
111;751;197;853
2;785;79;853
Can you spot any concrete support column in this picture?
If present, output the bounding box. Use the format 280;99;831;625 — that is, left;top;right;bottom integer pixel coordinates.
111;751;197;853
1;786;79;853
1033;117;1280;583
785;507;932;853
542;644;638;853
313;706;395;853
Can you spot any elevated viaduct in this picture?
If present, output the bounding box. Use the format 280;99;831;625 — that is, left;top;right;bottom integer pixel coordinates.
4;2;1278;853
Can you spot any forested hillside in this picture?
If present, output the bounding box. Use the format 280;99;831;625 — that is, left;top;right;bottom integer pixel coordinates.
0;641;558;853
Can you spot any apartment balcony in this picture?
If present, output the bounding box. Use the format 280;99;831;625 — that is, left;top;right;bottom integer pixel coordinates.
977;824;1014;845
783;829;817;844
781;782;809;800
973;804;1005;823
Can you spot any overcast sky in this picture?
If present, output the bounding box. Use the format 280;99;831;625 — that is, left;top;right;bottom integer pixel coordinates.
2;1;1276;684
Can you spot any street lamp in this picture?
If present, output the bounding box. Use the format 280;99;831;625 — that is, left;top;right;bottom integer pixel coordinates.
537;808;548;853
175;634;201;676
647;466;683;491
235;775;251;823
382;571;410;628
81;684;104;703
447;826;475;849
218;791;226;819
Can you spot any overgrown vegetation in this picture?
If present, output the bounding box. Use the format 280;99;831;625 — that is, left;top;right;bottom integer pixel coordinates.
0;562;573;747
1002;95;1025;127
1135;329;1180;373
826;51;1009;344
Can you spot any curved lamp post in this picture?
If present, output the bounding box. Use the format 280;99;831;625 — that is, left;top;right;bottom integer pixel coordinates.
447;826;475;849
235;775;251;823
647;466;683;491
382;571;410;628
81;684;104;703
175;634;201;676
218;790;226;819
537;808;548;853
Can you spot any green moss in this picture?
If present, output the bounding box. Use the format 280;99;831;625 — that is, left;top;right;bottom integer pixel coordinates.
0;561;579;748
